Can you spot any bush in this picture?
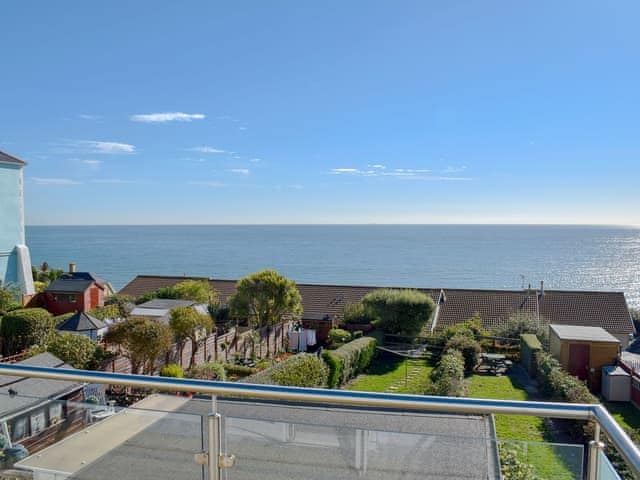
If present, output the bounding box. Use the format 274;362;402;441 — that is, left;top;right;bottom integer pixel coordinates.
244;354;328;388
352;330;363;339
444;334;481;373
323;336;378;388
1;308;55;354
328;328;351;345
495;312;549;348
429;350;465;396
442;314;485;341
224;364;257;377
160;363;185;378
362;289;435;336
343;302;375;324
498;442;540;480
187;361;227;381
534;351;596;438
47;333;98;369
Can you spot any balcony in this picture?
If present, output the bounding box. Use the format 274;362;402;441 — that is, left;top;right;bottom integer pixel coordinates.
0;364;637;480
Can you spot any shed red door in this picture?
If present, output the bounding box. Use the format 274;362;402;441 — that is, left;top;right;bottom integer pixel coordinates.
568;343;590;380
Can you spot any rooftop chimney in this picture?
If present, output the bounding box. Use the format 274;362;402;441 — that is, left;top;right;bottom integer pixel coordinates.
539;280;545;296
69;263;76;273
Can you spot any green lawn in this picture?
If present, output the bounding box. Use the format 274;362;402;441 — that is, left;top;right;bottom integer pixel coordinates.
347;355;433;394
468;374;582;479
605;401;640;434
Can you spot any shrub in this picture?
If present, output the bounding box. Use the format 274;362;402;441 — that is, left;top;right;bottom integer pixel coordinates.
224;364;257;377
352;330;363;339
343;302;375;324
1;308;55;354
362;289;435;336
323;336;378;388
429;350;465;396
442;314;485;341
444;334;481;373
47;332;98;369
495;312;549;348
160;363;185;378
328;328;351;345
244;354;328;388
187;361;227;381
498;442;540;480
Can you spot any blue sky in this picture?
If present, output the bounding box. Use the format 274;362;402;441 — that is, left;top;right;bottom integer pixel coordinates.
1;1;639;225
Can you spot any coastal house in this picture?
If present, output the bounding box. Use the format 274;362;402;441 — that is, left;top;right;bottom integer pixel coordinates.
56;311;108;341
0;151;35;297
120;275;636;346
39;266;112;316
0;353;85;456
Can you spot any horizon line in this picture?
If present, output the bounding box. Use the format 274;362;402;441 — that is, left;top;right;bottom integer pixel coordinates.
25;223;640;228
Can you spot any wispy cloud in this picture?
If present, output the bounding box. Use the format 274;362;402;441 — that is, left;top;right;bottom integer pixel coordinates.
367;164;386;169
188;181;225;187
91;178;135;184
77;114;102;120
81;159;103;166
442;165;467;173
249;158;261;163
72;140;136;154
130;112;205;123
32;177;81;185
188;146;225;154
330;167;470;181
228;168;250;175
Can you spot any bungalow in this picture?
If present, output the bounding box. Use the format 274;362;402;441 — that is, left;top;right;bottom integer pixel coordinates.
120;275;636;346
56;311;108;341
0;353;85;459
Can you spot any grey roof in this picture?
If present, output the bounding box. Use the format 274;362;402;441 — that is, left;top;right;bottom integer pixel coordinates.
136;299;197;310
57;311;107;332
46;278;93;293
23;396;500;480
549;324;620;343
0;150;27;167
0;353;83;419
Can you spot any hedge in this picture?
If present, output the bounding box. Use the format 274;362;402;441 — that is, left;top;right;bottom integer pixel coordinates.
224;364;258;378
243;353;328;388
429;349;465;396
0;308;55;354
160;363;185;378
535;351;596;405
362;289;435;336
328;328;352;345
444;334;481;373
520;334;542;376
323;336;377;388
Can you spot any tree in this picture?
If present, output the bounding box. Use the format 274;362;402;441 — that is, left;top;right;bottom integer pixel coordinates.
228;270;302;356
0;308;55;355
104;317;173;374
362;289;435;336
0;282;20;316
46;333;97;369
169;306;214;369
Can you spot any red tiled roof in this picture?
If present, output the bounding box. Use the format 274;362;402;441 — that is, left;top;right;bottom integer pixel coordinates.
119;275;634;335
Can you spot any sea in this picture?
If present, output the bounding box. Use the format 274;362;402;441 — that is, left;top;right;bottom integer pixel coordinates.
26;225;640;308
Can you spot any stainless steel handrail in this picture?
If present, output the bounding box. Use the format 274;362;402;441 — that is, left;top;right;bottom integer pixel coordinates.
1;363;639;476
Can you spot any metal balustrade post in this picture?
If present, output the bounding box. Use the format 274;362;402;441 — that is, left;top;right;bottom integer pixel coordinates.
587;439;605;480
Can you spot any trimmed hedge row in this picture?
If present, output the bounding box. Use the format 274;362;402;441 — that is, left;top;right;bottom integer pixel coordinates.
323;336;377;388
429;349;465;396
535;351;596;405
243;353;328;388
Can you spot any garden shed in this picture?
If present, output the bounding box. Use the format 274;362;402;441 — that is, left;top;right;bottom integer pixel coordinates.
549;324;620;393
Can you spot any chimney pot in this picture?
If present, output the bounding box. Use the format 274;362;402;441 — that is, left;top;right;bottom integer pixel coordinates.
69;263;76;273
540;280;545;296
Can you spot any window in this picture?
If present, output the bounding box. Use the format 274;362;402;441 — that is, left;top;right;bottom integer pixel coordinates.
54;294;77;303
